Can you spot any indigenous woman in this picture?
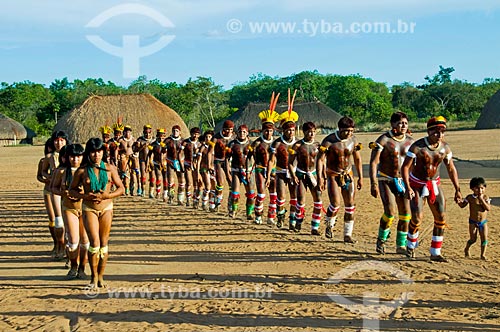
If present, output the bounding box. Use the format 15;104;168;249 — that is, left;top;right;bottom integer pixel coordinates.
70;138;124;288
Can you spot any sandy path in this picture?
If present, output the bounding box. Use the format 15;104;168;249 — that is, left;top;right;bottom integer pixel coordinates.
0;129;499;331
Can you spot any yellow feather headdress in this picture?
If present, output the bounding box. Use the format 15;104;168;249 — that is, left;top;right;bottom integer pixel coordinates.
258;91;280;125
99;125;112;135
112;116;125;132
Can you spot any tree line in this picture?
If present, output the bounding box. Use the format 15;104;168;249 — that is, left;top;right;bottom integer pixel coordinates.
1;66;499;137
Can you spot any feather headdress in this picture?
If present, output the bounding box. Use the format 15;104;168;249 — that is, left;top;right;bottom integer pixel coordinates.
112;116;125;132
258;91;280;126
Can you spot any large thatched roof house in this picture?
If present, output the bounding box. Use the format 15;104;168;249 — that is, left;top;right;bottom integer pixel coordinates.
215;102;343;134
0;113;35;145
54;94;189;143
476;89;500;129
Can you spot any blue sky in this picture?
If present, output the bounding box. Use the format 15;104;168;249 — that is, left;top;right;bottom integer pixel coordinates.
1;0;499;89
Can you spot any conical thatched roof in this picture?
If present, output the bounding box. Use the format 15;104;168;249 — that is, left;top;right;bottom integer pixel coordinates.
0;113;31;141
476;89;500;129
215;102;343;133
54;94;189;143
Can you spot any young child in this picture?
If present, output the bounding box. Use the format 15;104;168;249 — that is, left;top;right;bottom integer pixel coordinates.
458;177;491;260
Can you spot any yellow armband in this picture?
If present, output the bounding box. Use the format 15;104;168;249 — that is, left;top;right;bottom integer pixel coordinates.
160;143;166;148
319;146;328;152
207;141;215;147
287;147;296;155
355;143;362;151
148;145;153;150
248;146;254;152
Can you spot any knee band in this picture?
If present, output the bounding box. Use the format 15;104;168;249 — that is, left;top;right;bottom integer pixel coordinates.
289;199;297;206
345;206;355;214
231;191;240;200
134;168;140;175
328;204;340;214
99;246;108;258
66;242;79;252
482;240;488;246
434;220;446;229
88;246;100;254
399;214;411;222
80;242;90;250
216;185;224;192
48;220;55;227
246;191;256;199
54;216;64;228
256;193;266;202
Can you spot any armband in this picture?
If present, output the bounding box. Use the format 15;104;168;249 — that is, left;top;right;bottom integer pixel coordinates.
369;142;383;151
319;146;328;153
269;147;276;154
248;146;254;152
287;147;296;155
406;151;416;158
445;152;452;162
355;143;362;151
207;141;215;147
180;145;185;150
148;145;153;150
160;143;166;148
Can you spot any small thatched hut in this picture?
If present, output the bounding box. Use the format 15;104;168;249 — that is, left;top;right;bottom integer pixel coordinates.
0;113;35;145
476;90;500;129
54;94;189;143
215;102;343;134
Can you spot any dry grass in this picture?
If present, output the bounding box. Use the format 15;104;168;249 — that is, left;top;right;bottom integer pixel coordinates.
53;94;189;144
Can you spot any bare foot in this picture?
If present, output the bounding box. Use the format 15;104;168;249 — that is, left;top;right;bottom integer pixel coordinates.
464;246;470;258
481;255;487;261
98;278;107;288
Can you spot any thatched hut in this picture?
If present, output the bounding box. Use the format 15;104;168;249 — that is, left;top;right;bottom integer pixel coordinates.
476;89;500;129
54;94;189;143
215;102;343;134
0;113;35;145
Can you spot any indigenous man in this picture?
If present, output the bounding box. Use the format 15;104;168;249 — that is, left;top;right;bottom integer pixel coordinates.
317;116;363;243
369;112;414;254
226;124;255;219
108;122;123;167
180;127;201;207
164;125;185;204
117;125;136;195
133;124;156;197
268;105;299;230
208;120;235;212
197;130;215;210
288;121;322;234
248;92;280;225
402;116;462;262
147;128;168;199
99;125;113;164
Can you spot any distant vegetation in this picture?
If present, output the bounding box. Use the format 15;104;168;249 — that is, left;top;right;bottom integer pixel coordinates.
1;66;499;137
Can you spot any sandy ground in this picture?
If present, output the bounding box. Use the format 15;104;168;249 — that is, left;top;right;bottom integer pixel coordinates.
0;129;499;331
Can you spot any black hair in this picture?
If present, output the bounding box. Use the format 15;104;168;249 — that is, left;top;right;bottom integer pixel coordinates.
338;116;355;129
390;111;408;123
52;130;70;143
83;137;108;167
302;122;316;132
470;177;486;189
44;138;54;155
58;145;67;166
64;144;84;187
